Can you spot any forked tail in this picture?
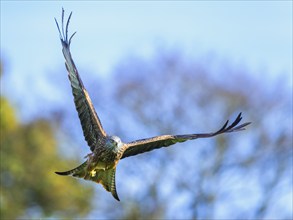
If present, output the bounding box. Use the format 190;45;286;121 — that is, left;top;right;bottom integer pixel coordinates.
55;162;120;201
55;161;87;178
88;168;119;201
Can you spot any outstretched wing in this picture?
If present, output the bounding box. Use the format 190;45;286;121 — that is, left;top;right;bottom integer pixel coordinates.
121;113;251;159
55;9;107;151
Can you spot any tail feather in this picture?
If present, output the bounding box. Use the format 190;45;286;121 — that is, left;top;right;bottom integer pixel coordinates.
55;161;87;177
91;168;120;201
55;162;120;201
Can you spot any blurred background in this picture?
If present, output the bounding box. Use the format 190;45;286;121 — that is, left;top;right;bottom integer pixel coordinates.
1;1;292;219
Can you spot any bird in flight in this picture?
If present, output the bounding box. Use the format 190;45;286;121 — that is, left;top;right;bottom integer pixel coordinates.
55;9;251;201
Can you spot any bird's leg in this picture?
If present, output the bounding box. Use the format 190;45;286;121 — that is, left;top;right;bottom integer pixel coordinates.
84;154;97;177
84;152;95;170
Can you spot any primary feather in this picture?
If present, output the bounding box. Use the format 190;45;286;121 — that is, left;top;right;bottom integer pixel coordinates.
55;9;251;201
55;9;107;151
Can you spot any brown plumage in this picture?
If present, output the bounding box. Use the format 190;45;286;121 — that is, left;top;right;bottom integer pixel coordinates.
55;9;251;201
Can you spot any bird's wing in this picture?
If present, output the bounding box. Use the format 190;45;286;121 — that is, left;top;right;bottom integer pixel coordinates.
121;113;250;159
55;9;107;151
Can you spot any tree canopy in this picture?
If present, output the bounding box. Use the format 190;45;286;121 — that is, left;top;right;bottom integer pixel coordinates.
1;48;291;219
0;64;94;218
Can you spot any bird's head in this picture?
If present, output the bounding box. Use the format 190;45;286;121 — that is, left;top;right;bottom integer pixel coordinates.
105;135;123;151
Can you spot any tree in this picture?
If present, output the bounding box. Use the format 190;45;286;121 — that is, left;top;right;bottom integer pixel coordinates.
2;47;291;219
0;62;94;218
101;50;291;219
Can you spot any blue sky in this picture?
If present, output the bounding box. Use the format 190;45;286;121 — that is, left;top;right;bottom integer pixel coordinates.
1;1;292;118
1;2;292;218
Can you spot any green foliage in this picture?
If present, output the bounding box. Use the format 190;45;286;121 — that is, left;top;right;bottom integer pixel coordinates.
0;73;94;218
